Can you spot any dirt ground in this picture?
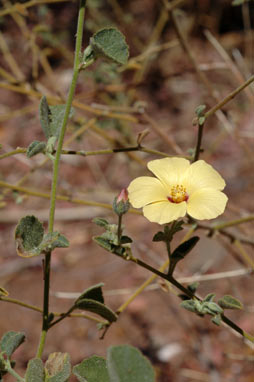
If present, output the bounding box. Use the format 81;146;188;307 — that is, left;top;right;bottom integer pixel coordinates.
0;0;254;381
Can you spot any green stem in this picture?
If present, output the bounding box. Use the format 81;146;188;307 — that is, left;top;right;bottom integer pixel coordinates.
49;306;76;329
5;359;24;382
36;0;86;358
119;250;254;342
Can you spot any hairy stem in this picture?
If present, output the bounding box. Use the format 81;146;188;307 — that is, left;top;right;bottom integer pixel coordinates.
36;0;86;358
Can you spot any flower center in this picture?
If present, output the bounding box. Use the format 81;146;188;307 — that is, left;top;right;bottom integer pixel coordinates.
167;184;188;204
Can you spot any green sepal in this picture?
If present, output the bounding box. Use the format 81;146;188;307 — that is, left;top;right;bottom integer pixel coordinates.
217;295;243;310
15;215;44;258
75;299;117;323
73;356;110;382
90;27;129;65
153;220;184;243
112;197;130;216
45;352;71;382
27;141;46;158
0;331;25;358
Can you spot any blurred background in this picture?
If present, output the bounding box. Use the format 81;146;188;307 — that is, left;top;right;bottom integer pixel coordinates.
0;0;254;381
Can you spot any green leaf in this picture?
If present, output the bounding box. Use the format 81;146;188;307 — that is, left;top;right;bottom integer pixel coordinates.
39;96;51;139
202;302;223;315
92;218;109;227
39;232;69;252
45;353;71;382
90;27;129;65
15;216;44;258
195;104;206;117
75;283;104;304
180;300;197;313
211;315;221;326
25;358;45;382
48;104;74;139
0;331;25;357
107;345;155;382
75;299;117;323
27;141;46;158
152;231;165;242
39;96;74;140
93;236;114;252
217;295;243;310
198;116;206;125
73;356;110;382
203;293;216;303
169;236;199;275
187;282;199;294
120;236;132;244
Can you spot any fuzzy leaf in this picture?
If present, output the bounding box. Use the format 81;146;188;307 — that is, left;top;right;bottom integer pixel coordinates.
218;295;243;310
211;315;222;326
93;236;114;252
39;96;51;139
90;28;129;65
15;216;44;257
75;299;117;323
203;293;216;303
0;331;25;357
195;104;206;116
92;218;109;227
27;141;46;158
180;300;197;313
45;352;71;382
39;232;69;252
39;96;74;140
25;358;45;382
107;345;155;382
73;356;110;382
202;302;223;315
75;283;104;304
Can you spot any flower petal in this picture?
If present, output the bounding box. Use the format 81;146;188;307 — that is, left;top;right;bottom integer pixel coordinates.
187;188;228;220
143;201;187;224
128;176;168;208
183;160;226;194
147;158;190;188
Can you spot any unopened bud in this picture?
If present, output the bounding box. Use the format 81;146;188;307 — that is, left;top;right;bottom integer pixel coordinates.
113;188;130;216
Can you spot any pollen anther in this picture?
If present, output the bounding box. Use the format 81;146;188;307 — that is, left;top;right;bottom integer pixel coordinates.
168;184;188;203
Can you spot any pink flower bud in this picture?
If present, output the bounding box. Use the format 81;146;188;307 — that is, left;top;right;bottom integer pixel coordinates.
116;188;128;204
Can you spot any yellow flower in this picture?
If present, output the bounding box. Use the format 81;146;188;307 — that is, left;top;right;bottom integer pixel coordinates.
127;157;228;224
